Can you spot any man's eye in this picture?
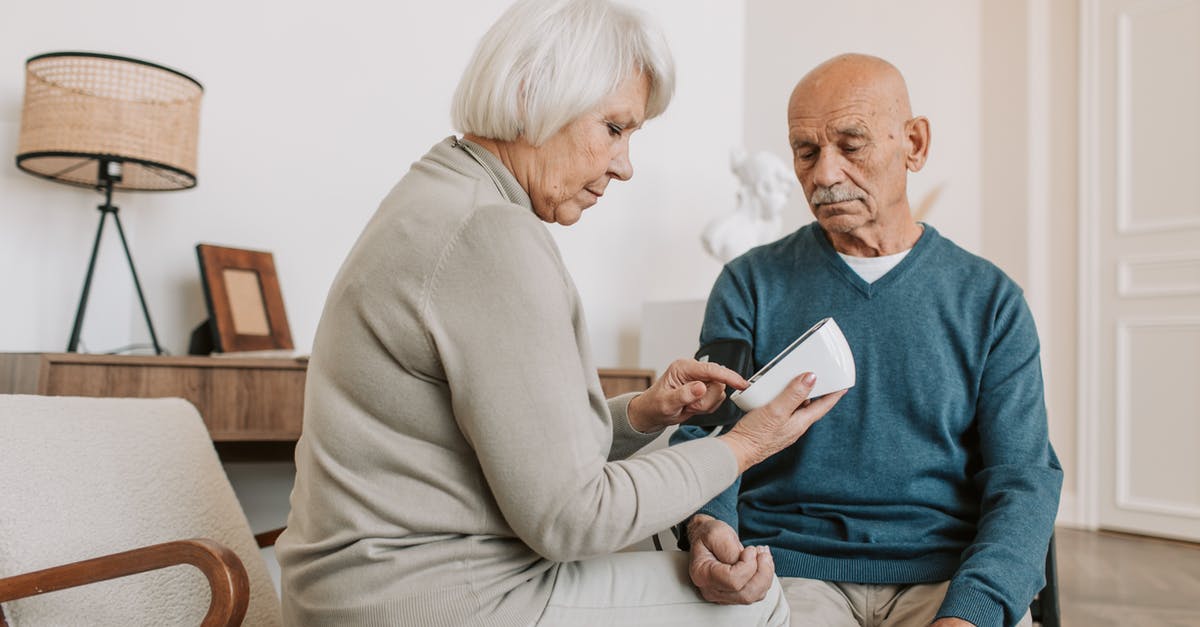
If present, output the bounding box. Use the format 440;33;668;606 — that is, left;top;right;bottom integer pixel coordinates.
796;149;817;161
843;145;863;154
606;122;623;137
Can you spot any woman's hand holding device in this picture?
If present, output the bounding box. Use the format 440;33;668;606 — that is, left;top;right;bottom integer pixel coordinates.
719;373;846;473
687;317;856;427
730;317;855;411
629;317;850;470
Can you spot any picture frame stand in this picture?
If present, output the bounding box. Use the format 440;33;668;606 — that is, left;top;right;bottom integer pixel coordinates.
195;244;293;354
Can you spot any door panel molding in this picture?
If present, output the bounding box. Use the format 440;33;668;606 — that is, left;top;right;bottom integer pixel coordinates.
1078;0;1200;541
1118;253;1200;297
1114;318;1200;518
1115;0;1200;233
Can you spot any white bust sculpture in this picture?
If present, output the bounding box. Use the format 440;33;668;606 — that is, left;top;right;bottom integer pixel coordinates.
702;149;796;264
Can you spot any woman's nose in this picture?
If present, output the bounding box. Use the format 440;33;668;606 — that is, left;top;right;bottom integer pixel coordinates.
609;143;633;181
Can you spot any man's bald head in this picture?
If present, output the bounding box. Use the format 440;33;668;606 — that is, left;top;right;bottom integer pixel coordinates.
785;54;930;253
789;54;913;127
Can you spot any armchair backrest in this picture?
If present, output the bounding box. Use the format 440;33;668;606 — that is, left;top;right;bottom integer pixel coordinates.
0;395;281;626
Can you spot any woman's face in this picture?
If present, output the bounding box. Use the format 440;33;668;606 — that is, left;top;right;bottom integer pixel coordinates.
524;72;650;226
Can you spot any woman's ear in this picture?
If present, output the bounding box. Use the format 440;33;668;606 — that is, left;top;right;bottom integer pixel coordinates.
904;116;931;173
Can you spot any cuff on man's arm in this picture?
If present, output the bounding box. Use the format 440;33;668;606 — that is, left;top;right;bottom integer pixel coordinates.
673;502;740;551
936;583;1008;627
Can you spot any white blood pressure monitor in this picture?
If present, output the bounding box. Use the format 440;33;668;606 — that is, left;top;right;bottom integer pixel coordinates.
730;317;856;411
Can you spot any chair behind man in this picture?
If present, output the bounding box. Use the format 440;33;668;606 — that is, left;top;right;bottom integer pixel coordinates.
0;395;281;626
1031;533;1061;626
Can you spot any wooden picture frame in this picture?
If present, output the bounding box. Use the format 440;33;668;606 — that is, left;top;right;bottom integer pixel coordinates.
195;244;293;353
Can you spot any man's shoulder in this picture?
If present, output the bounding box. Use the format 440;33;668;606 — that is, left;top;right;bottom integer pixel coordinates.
726;223;821;273
925;228;1020;291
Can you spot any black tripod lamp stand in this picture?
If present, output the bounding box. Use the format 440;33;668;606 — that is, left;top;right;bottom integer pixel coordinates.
15;52;204;354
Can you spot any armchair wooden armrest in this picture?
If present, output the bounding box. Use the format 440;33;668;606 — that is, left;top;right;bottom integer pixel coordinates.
0;538;249;627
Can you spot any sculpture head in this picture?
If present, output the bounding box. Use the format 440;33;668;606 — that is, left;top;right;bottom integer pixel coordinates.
732;150;796;219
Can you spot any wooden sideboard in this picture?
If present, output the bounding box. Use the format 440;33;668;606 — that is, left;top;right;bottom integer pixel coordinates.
594;368;656;398
0;353;653;460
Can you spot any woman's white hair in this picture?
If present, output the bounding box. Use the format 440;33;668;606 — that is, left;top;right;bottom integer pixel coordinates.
451;0;675;146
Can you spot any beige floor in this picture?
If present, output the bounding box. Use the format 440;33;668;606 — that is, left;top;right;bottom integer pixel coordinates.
1057;527;1200;627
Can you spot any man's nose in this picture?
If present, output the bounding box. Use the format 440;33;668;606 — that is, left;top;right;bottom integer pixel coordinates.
810;149;845;188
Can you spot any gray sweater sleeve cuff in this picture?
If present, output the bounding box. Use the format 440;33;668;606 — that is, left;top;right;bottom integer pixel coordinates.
608;392;661;460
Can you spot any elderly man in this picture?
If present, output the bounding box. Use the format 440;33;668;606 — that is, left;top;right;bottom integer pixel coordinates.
671;54;1062;627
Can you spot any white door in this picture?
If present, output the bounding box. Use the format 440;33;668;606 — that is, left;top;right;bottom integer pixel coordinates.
1085;0;1200;541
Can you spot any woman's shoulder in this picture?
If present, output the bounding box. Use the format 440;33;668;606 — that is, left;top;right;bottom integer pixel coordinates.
338;139;550;287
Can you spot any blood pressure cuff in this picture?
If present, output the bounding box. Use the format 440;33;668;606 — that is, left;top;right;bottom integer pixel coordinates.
685;338;754;428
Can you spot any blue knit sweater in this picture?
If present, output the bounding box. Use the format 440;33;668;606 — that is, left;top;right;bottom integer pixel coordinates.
672;223;1062;627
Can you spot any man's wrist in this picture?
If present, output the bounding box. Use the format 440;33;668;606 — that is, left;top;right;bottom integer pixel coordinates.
686;513;716;544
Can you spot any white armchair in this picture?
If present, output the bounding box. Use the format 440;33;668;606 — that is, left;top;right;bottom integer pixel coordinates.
0;395;281;626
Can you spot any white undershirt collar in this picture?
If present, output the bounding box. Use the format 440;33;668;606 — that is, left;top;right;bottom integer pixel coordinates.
837;248;912;284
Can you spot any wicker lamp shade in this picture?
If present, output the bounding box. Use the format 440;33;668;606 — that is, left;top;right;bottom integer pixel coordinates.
16;52;203;191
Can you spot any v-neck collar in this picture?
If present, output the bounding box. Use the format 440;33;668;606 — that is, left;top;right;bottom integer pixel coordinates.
808;222;938;299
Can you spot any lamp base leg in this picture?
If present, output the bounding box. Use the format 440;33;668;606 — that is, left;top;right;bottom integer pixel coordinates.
111;211;163;355
66;201;163;355
66;209;109;353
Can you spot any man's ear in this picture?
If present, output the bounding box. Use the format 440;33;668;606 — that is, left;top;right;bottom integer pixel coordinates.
904;116;931;172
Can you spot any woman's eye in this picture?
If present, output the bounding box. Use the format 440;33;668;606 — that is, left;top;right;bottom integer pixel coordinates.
606;122;623;137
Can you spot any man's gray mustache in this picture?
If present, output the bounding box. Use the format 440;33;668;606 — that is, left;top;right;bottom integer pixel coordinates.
810;186;863;205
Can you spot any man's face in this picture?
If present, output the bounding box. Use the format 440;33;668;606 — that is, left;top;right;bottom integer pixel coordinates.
787;85;910;235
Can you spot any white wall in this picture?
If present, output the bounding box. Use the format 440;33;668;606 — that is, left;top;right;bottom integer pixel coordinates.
0;0;746;551
744;0;983;253
3;0;987;368
0;0;507;356
0;0;743;369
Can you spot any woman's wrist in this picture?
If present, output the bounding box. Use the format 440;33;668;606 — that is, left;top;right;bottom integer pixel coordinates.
625;393;660;434
718;430;761;474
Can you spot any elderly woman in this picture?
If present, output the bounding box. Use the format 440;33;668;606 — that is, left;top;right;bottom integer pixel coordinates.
276;0;842;625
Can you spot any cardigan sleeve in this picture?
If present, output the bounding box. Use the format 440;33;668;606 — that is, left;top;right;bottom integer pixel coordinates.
424;204;738;562
607;393;659;461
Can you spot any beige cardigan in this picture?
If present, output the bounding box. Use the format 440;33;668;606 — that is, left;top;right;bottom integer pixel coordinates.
277;137;738;626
